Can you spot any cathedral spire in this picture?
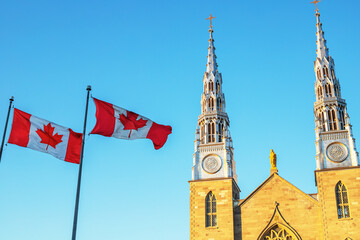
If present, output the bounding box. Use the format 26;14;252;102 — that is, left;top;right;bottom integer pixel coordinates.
312;3;359;170
192;16;237;181
206;15;218;73
315;11;329;60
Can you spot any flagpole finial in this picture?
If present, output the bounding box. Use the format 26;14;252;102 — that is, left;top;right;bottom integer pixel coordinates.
206;14;216;29
87;85;92;91
310;0;321;12
10;96;14;102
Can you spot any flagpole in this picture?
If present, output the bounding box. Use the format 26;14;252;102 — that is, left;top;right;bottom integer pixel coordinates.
72;86;91;240
0;96;14;163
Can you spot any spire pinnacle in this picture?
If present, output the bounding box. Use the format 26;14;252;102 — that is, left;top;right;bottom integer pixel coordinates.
313;3;329;60
206;15;218;72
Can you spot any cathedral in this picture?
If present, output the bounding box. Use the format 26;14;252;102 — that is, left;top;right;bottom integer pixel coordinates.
189;7;360;240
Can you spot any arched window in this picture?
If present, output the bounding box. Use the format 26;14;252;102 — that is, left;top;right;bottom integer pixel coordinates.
216;98;222;111
207;122;215;143
333;84;338;97
331;67;336;79
209;81;214;92
327;110;333;131
317;68;322;80
216;81;220;93
318;113;323;130
328;109;337;131
336;181;350;219
317;86;323;99
339;107;345;130
260;224;300;240
327;109;337;131
218;121;223;142
323;66;329;78
205;192;217;227
200;124;205;144
321;111;326;131
325;84;332;97
208;98;214;111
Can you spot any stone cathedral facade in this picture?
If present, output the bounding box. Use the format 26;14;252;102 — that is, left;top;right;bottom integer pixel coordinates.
189;10;360;240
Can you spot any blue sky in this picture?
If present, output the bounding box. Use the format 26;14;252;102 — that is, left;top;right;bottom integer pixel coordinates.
0;0;359;239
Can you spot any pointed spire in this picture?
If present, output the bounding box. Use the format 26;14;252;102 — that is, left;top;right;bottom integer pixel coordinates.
206;14;218;73
315;10;329;59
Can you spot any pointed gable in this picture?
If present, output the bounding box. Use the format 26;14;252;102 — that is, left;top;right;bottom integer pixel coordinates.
238;173;322;240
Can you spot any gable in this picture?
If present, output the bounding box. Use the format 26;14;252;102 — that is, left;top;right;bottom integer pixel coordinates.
239;173;318;207
238;174;322;240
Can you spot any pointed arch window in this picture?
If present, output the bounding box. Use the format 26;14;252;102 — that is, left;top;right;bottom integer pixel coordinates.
317;68;322;80
208;98;214;111
207;122;215;143
317;86;323;99
339;107;345;130
333;84;338;97
336;181;350;219
325;83;332;97
216;81;220;93
209;81;214;92
218;121;223;142
200;124;205;144
260;224;300;240
328;109;337;131
321;111;326;131
205;192;217;227
331;67;336;79
216;97;222;111
318;112;324;130
323;66;329;78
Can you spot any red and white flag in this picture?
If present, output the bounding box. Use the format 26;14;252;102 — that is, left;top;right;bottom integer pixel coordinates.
8;108;83;164
90;98;172;149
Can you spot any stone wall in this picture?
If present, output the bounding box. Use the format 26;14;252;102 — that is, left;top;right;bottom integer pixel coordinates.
316;166;360;240
189;178;238;240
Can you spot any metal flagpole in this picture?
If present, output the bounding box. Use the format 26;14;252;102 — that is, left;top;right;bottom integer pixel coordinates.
0;96;14;163
72;86;91;240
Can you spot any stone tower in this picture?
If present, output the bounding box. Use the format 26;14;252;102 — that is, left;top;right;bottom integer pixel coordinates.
189;16;240;240
313;9;359;170
313;6;360;239
192;17;236;182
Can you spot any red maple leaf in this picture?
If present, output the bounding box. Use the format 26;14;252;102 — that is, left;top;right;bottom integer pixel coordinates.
119;111;148;138
36;123;63;150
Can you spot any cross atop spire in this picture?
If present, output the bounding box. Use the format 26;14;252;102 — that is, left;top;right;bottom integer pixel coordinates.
206;14;216;29
310;0;321;12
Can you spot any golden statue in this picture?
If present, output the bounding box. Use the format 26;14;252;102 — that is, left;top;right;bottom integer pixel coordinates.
270;149;278;174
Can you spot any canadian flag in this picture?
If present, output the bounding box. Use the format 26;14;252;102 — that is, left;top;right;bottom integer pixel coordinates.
90;98;172;149
8;108;83;164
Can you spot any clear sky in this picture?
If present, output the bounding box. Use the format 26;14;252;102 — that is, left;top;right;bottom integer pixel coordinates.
0;0;360;239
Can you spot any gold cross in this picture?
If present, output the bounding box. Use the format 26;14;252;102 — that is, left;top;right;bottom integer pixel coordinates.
310;0;321;12
206;14;216;28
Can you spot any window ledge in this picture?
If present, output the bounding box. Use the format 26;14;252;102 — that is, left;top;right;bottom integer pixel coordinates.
206;226;219;229
338;217;353;221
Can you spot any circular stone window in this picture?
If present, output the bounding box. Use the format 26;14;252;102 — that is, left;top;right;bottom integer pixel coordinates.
202;155;222;174
326;142;348;163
